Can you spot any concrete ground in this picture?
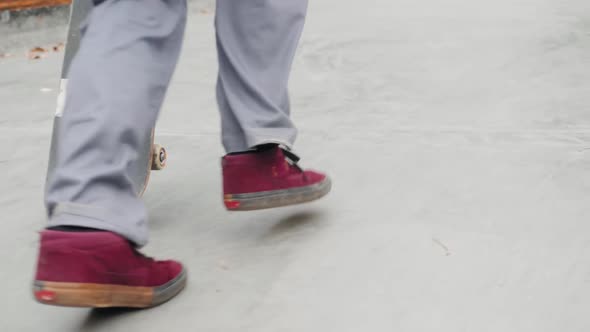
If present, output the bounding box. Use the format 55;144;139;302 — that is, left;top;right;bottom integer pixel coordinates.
1;0;590;331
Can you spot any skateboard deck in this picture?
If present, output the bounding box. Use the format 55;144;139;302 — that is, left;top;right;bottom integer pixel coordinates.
47;0;166;197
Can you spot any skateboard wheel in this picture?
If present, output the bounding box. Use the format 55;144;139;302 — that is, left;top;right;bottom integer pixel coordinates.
151;144;167;170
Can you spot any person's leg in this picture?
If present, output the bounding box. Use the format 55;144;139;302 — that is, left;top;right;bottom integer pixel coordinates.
215;0;307;153
46;0;185;246
34;0;187;308
215;0;331;211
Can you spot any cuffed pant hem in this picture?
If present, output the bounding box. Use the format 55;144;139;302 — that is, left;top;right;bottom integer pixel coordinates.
47;202;149;247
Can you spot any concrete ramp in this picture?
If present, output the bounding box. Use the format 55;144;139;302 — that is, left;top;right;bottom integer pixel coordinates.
1;0;589;331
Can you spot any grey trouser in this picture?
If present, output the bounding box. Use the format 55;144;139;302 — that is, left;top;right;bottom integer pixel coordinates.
45;0;308;246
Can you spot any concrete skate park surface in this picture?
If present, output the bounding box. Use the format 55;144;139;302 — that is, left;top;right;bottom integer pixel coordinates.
1;0;590;331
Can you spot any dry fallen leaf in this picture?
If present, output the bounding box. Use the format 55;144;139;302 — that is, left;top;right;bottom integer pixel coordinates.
29;54;42;60
53;43;65;52
28;47;48;60
30;47;46;53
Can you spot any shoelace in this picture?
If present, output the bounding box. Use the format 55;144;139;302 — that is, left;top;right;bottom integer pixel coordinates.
281;148;303;171
281;148;309;181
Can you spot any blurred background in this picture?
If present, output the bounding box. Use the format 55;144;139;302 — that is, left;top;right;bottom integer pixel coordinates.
1;0;590;331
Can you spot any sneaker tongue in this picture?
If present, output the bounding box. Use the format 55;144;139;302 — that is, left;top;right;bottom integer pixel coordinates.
133;248;155;262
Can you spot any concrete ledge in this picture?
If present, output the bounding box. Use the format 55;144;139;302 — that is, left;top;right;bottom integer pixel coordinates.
0;5;69;54
0;0;209;55
0;0;70;11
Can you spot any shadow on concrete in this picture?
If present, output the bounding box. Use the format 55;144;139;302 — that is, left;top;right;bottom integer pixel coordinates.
79;307;141;331
259;210;326;244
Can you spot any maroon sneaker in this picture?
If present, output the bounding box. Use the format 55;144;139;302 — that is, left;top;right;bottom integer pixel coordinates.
33;230;187;308
222;146;332;211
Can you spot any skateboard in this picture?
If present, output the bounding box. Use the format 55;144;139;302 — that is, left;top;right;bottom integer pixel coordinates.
47;0;166;197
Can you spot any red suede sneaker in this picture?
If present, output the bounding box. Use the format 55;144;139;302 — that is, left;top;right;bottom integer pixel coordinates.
222;146;332;211
32;230;187;308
